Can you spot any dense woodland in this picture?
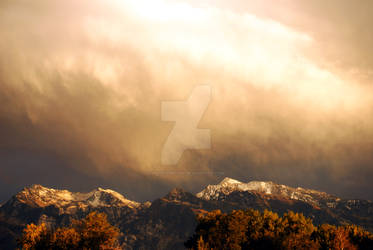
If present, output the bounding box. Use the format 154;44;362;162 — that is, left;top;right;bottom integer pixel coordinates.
185;209;373;250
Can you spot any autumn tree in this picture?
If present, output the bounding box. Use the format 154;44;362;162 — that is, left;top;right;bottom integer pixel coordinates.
18;212;120;250
344;225;373;250
312;224;357;250
74;212;120;249
185;209;373;250
53;227;80;249
18;223;52;249
280;211;319;249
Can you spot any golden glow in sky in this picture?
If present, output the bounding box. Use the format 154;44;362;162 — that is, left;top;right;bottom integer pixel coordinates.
1;0;373;200
82;0;367;111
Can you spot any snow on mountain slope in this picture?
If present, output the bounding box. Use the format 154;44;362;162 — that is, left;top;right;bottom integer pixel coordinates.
11;184;140;212
196;177;339;206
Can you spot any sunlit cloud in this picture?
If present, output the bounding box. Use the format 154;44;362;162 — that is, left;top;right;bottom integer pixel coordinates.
0;0;373;201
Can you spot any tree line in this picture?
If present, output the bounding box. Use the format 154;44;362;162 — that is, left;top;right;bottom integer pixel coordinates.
185;209;373;250
18;209;373;249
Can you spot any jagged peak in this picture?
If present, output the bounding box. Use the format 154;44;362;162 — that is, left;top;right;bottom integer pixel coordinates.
164;187;196;202
12;184;140;209
165;187;189;198
29;184;44;189
218;177;242;185
197;177;337;206
26;184;57;191
25;184;79;195
90;187;140;207
94;187;125;197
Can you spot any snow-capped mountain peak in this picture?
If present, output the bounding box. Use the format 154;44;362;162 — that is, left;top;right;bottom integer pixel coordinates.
87;187;140;208
219;177;242;185
10;184;140;211
197;177;338;207
196;178;273;200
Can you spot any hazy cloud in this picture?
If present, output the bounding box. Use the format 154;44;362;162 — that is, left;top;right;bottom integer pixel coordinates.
0;0;373;202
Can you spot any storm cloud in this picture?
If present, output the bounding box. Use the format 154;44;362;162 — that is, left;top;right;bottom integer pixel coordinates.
1;0;373;202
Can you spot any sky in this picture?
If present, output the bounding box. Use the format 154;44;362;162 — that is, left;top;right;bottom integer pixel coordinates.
0;0;373;203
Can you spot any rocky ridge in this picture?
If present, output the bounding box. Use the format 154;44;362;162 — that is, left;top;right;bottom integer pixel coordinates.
0;178;372;250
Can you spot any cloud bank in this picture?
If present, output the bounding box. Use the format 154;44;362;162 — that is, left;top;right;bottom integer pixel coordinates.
0;0;373;201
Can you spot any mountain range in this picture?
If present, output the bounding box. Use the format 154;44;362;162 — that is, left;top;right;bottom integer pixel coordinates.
1;177;372;249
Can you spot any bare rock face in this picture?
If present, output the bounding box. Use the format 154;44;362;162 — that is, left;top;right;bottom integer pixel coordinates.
1;178;373;250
